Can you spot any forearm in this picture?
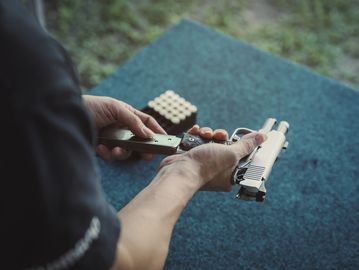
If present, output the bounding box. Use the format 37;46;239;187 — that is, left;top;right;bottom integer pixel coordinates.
111;158;202;270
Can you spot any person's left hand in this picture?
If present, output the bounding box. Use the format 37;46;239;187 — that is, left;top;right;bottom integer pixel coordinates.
158;124;266;192
83;95;166;161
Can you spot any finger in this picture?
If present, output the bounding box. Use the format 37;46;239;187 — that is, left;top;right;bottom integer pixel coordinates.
199;127;213;139
96;144;112;161
141;153;155;161
232;132;267;157
213;129;228;141
111;147;132;160
116;105;155;138
188;124;200;135
239;132;258;140
134;109;167;135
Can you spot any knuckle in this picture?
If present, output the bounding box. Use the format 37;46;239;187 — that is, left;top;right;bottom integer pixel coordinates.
238;139;255;156
226;149;239;165
144;115;156;125
106;97;117;107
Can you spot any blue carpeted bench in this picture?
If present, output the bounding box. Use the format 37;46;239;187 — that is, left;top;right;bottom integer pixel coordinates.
91;19;359;270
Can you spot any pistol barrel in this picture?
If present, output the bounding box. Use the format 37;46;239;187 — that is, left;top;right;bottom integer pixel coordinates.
259;118;277;133
277;121;289;134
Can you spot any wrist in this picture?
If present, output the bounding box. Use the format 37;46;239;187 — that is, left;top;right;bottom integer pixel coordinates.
153;155;204;201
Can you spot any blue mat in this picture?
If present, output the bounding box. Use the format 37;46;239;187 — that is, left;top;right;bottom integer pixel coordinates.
90;19;359;270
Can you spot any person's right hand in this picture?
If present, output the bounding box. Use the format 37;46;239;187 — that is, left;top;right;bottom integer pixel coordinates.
158;125;267;192
82;95;166;161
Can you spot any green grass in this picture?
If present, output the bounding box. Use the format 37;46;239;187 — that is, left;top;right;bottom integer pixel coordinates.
45;0;359;90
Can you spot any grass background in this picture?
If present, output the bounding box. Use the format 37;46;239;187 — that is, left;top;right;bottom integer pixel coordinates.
42;0;358;90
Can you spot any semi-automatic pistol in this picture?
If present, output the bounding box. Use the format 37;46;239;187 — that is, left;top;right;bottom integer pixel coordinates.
97;117;289;202
230;118;289;202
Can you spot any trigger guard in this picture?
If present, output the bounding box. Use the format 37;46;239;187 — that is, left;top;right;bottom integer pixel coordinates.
230;128;256;141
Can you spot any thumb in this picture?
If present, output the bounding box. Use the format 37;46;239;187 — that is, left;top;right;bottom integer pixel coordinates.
232;132;267;158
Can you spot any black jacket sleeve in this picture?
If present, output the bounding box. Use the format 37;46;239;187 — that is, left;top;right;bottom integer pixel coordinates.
0;1;120;269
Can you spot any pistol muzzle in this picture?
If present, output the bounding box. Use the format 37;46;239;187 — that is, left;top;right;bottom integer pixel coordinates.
277;121;289;134
259;118;277;133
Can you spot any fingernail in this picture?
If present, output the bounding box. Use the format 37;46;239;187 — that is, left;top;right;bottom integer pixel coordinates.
255;133;267;144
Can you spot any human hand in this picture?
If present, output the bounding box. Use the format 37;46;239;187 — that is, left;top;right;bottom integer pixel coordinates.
158;125;266;191
83;95;166;161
